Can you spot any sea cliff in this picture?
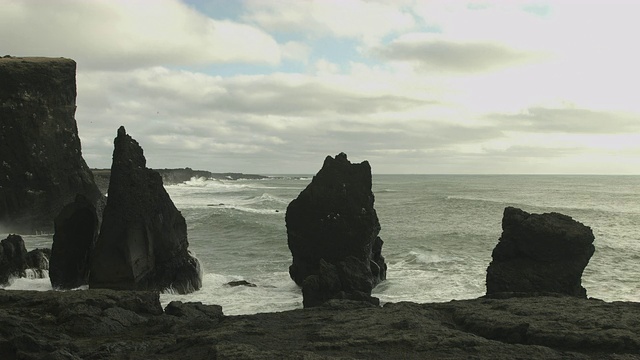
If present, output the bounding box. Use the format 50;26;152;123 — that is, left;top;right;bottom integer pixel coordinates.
0;56;103;234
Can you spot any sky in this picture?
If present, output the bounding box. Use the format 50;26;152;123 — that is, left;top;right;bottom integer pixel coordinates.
3;0;640;174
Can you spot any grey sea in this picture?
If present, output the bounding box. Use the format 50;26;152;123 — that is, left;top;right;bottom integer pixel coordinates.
6;175;640;315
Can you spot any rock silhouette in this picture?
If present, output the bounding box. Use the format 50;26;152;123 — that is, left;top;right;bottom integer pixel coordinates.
50;194;99;289
0;57;104;234
89;127;201;294
0;234;51;284
0;234;28;285
286;153;386;306
486;206;595;298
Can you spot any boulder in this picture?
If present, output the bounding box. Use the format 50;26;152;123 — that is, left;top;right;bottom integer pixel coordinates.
0;57;104;234
89;127;202;294
486;206;595;298
26;248;50;270
50;194;99;289
25;248;50;278
0;234;28;285
286;152;386;307
225;280;257;287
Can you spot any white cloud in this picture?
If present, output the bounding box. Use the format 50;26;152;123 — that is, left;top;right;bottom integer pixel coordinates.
0;0;281;70
5;0;640;174
73;65;491;171
243;0;415;44
373;33;545;73
280;41;312;63
314;59;341;74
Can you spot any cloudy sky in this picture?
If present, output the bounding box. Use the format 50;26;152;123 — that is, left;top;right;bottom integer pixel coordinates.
3;0;640;174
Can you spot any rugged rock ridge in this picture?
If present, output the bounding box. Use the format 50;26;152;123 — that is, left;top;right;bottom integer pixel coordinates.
1;289;639;359
0;57;104;234
89;127;201;294
486;206;595;298
286;153;386;307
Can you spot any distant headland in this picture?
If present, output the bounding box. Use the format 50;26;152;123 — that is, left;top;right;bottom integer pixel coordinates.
91;168;268;193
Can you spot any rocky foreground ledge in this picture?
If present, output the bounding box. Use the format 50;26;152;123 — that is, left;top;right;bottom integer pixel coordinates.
1;290;639;359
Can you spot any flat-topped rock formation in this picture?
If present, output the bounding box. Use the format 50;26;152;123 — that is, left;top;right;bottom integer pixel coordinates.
486;207;595;298
286;153;386;307
0;56;104;234
0;289;639;359
89;127;201;294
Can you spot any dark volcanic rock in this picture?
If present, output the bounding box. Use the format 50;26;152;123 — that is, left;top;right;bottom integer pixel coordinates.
0;235;50;284
0;57;104;234
89;127;202;294
486;206;595;298
1;290;639;359
25;248;50;270
226;280;257;287
50;194;99;289
286;153;386;307
0;234;28;285
302;257;380;308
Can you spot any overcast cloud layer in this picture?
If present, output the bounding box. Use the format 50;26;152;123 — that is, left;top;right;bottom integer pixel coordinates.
3;0;640;174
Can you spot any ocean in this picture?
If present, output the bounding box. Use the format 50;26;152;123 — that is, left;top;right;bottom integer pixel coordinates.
4;175;640;315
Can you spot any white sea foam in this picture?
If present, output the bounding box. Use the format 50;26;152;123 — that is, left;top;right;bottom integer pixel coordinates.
3;277;52;291
5;175;640;315
399;250;463;267
169;177;252;192
160;271;302;315
24;268;49;280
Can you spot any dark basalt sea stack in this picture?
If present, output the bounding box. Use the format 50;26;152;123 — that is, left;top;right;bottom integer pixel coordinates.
286;153;386;307
0;234;51;285
486;206;595;298
89;127;201;294
0;234;28;285
50;194;99;289
0;56;104;234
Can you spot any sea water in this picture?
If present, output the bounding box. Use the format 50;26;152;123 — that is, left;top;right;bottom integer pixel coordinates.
4;175;640;315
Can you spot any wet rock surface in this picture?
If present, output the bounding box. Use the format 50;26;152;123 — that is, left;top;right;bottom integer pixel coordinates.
89;127;201;294
486;207;595;298
286;153;387;307
0;57;104;234
0;290;638;359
